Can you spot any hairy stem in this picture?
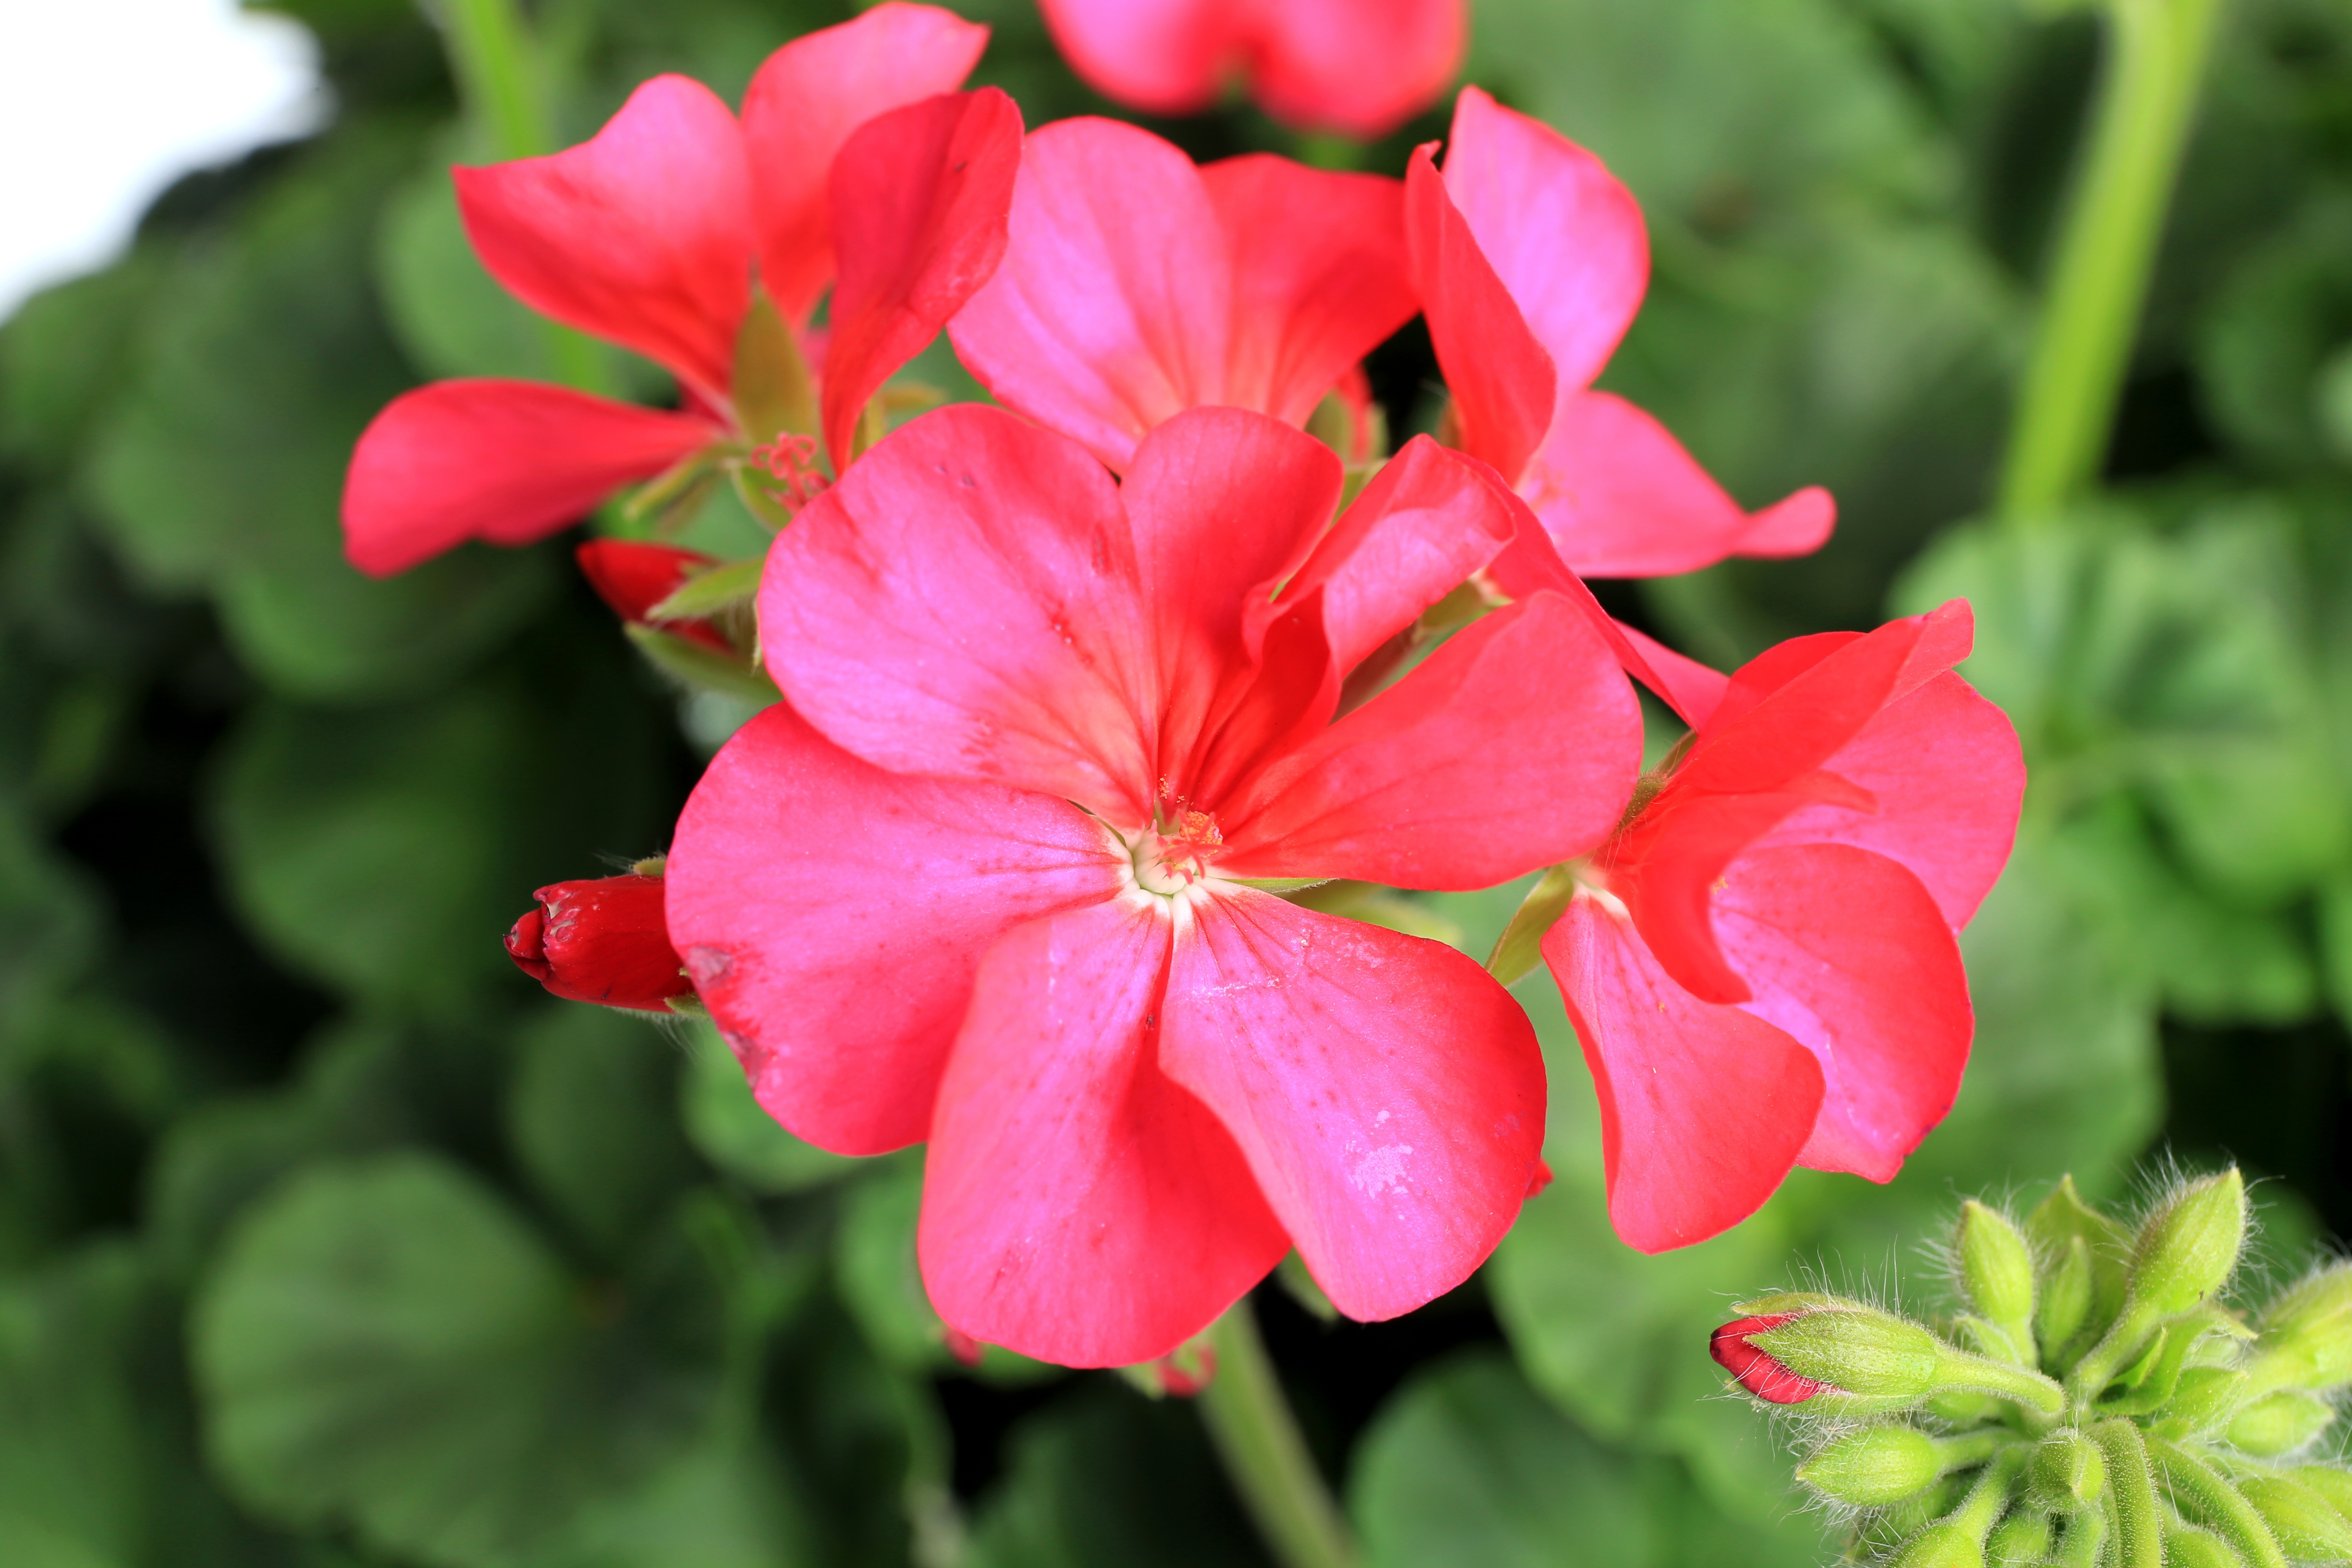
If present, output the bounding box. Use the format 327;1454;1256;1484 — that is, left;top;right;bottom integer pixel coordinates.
1997;0;2220;517
1199;1297;1361;1568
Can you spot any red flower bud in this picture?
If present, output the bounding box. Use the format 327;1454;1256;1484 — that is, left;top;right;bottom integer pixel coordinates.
942;1327;986;1368
505;873;692;1011
1711;1314;1834;1405
575;540;735;654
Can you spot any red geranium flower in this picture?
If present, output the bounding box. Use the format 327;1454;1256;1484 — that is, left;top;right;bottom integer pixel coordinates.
1408;87;1836;579
1037;0;1466;139
574;539;735;654
664;404;1644;1366
1531;600;2024;1252
343;3;1020;576
946;116;1416;473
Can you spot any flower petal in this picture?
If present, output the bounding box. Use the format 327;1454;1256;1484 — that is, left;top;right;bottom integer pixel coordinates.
1250;435;1515;680
665;703;1125;1156
1249;0;1467;138
454;75;751;398
1440;88;1646;401
1544;892;1823;1253
920;897;1288;1367
948;118;1232;473
1519;392;1835;579
1161;889;1544;1321
1673;601;1975;799
1034;0;1234;119
1713;845;1972;1183
1404;143;1554;486
1123;409;1342;784
1221;591;1640;890
739;1;990;325
1201;156;1417;428
1753;673;2024;931
760;405;1158;823
821;88;1023;471
342;380;718;577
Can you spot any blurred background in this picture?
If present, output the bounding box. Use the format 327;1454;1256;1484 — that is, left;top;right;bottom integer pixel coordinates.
3;0;2351;1563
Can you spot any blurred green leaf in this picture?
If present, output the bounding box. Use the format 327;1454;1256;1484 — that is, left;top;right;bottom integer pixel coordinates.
508;1004;700;1262
1349;1348;1826;1568
375;143;560;385
0;797;103;1034
2195;195;2352;477
83;122;550;701
964;1379;1271;1568
207;687;536;1002
677;1021;856;1195
518;1433;815;1568
0;255;167;473
193;1152;730;1568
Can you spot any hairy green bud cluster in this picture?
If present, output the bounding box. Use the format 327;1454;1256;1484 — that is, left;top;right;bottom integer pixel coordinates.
1718;1170;2352;1566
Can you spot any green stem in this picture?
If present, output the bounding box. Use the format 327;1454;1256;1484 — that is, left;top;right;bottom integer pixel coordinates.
2147;1436;2290;1568
1997;0;2221;518
1199;1297;1361;1568
435;0;609;395
2093;1419;2165;1568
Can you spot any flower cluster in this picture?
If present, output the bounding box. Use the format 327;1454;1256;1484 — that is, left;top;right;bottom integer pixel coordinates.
340;3;2024;1369
1719;1171;2352;1566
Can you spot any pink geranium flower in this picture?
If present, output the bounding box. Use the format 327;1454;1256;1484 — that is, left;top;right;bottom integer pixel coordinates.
664;404;1644;1366
1536;602;2024;1252
1037;0;1465;138
1408;87;1836;579
343;3;1019;575
946;116;1417;473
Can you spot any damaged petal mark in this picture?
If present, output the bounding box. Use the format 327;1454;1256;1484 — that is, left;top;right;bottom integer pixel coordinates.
1350;1142;1414;1196
684;944;735;986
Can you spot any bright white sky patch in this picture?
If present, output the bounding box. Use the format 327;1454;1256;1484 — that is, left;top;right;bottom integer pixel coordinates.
0;0;327;322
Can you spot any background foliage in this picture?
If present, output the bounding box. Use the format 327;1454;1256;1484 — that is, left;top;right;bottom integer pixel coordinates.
3;0;2350;1562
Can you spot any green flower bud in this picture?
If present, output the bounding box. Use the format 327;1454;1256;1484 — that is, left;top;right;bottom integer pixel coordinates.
2162;1523;2243;1568
1985;1507;2050;1565
1956;1201;2036;1352
2027;1176;2130;1320
2288;1463;2352;1522
2226;1389;2336;1456
2027;1430;2106;1509
2164;1365;2251;1435
2253;1262;2352;1394
1799;1424;1945;1507
2240;1472;2352;1559
2037;1234;2095;1357
2129;1169;2246;1317
1926;1389;2005;1425
1890;1522;1984;1568
1755;1308;1946;1400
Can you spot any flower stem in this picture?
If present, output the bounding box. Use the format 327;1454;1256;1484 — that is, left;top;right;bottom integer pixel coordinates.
1199;1296;1361;1568
434;0;609;395
1997;0;2220;519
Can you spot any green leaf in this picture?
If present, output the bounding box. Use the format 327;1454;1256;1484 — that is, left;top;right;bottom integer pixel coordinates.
833;1155;1058;1386
207;688;535;1002
518;1434;815;1568
508;1005;700;1263
193;1152;730;1568
0;796;103;1035
2194;196;2352;476
677;1021;855;1195
1350;1349;1828;1568
0;254;167;472
964;1380;1271;1568
82;122;548;701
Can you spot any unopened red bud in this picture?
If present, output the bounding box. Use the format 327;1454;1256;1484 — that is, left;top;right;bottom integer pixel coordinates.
942;1327;985;1368
1712;1314;1835;1404
576;540;735;654
505;873;692;1011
